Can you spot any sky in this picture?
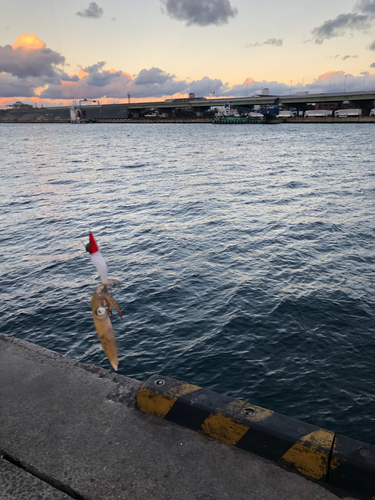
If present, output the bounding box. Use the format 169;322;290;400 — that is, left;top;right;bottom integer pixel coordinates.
1;0;375;107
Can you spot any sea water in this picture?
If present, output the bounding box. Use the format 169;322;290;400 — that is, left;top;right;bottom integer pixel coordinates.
1;122;374;443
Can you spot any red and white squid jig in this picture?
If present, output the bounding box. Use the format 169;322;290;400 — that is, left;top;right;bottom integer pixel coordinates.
85;232;122;371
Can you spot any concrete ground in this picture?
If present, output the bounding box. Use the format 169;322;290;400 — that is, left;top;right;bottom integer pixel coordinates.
0;458;71;500
0;334;356;500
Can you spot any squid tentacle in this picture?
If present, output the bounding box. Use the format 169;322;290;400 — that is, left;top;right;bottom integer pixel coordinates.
96;292;123;318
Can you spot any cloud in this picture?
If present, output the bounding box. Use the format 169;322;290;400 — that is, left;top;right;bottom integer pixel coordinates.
370;62;375;67
84;62;123;87
0;34;64;79
0;36;188;100
0;35;83;98
4;69;375;107
369;40;375;49
223;78;284;97
37;65;228;101
222;71;375;96
40;63;132;99
312;13;369;43
187;75;227;95
160;0;238;26
3;33;375;106
246;38;283;48
302;70;374;93
131;68;187;97
60;73;79;82
311;0;375;43
134;67;173;85
328;54;359;59
356;0;375;13
0;73;38;97
342;54;358;59
13;33;45;50
85;61;106;73
264;38;283;46
76;2;103;19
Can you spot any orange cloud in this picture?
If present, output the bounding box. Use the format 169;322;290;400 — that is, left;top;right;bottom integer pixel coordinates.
318;70;344;81
12;34;45;51
108;68;131;79
245;77;255;84
77;69;89;79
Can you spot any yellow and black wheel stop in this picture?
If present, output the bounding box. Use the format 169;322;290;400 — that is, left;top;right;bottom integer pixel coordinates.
136;375;334;483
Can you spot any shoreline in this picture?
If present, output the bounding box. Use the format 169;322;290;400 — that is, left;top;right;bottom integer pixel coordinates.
1;333;373;499
2;117;375;124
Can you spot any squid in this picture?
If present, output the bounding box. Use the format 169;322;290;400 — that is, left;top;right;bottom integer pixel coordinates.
91;282;122;371
86;233;122;371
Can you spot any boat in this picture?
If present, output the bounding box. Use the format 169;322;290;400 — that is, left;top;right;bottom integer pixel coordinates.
212;115;283;124
211;101;283;124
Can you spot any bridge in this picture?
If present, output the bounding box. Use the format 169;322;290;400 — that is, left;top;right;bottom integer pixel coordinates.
127;90;375;118
1;90;375;122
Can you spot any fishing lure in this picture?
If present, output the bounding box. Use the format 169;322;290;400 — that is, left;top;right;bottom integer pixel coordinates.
86;233;122;370
85;232;108;283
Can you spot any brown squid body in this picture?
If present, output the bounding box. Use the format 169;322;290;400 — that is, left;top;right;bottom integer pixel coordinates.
91;282;122;371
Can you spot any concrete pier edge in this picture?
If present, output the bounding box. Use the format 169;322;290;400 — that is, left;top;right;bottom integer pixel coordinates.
0;333;367;500
136;374;375;499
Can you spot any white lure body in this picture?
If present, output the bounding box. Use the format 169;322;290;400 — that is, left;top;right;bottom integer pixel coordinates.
91;251;108;283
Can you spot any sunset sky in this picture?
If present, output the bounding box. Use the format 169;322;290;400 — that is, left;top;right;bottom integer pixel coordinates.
1;0;375;106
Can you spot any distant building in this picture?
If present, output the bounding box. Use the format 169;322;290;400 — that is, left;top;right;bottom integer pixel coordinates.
9;101;33;109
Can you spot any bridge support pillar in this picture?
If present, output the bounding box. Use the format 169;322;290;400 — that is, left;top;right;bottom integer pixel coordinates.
161;112;169;118
196;111;204;117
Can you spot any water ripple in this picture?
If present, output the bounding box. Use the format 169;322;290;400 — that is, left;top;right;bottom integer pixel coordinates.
1;122;375;443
